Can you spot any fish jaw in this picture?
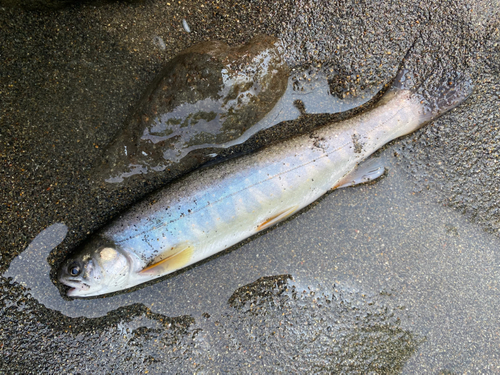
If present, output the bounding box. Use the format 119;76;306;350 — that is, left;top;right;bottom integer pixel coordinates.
67;286;91;297
60;278;94;297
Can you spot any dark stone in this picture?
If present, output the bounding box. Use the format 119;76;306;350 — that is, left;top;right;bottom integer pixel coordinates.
97;35;289;183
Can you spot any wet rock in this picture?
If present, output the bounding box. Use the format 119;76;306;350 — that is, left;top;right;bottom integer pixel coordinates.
97;35;289;183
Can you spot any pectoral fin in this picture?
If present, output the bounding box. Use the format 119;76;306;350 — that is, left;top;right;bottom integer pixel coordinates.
257;206;298;231
139;242;194;276
332;158;386;189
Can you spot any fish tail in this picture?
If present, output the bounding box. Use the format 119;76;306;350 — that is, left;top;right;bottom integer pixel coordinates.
389;34;474;124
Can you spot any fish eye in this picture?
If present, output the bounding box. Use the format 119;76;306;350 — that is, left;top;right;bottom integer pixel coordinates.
68;262;82;277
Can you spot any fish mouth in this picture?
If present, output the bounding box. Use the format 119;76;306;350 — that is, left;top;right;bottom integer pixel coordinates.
67;286;89;297
60;279;91;296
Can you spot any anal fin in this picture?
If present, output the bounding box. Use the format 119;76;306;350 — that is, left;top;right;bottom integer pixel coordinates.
332;158;386;189
139;242;194;276
257;205;298;231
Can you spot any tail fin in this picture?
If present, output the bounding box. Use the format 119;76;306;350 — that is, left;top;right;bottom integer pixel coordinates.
392;68;473;124
390;33;474;124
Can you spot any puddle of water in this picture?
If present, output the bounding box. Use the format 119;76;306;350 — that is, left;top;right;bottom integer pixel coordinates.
5;223;67;298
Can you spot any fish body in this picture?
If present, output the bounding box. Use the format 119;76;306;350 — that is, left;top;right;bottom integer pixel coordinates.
59;69;471;297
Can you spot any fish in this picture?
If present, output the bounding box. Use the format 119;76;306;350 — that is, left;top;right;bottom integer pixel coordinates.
58;60;472;297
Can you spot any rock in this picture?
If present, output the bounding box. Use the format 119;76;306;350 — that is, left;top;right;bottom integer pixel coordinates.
98;35;289;183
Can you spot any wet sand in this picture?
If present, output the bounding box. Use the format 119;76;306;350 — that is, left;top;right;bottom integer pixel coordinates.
1;0;499;372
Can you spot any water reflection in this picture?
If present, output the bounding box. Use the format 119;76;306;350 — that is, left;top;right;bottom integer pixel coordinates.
226;274;421;373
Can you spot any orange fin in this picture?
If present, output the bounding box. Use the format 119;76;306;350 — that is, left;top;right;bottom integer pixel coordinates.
139;242;194;276
257;206;298;231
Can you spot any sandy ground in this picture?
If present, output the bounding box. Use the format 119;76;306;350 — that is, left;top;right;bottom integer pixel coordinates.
1;0;499;373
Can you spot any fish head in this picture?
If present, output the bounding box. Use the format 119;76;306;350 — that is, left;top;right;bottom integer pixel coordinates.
58;237;132;297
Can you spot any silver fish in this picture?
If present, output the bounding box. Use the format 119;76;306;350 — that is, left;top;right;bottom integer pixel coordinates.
59;67;472;297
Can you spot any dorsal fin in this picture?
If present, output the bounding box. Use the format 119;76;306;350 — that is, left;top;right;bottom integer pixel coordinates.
139;242;193;276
